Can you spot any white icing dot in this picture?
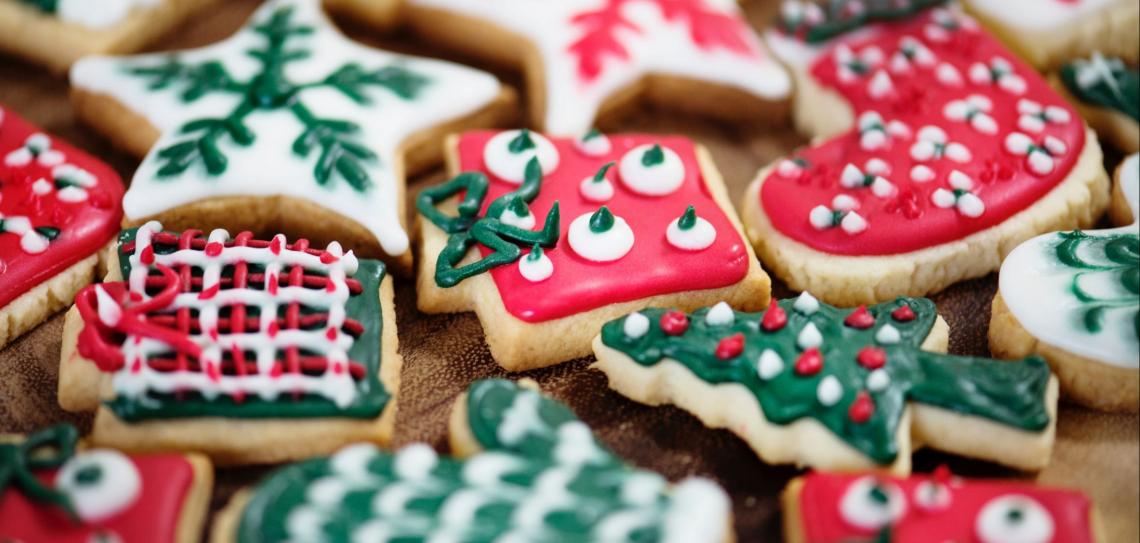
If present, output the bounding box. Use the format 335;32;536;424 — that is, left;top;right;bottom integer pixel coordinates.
579;175;614;203
757;349;784;380
868;70;894;99
932;188;957;208
817;375;843;406
567;210;635;262
809;206;835;230
840;476;908;530
623;312;650;339
937;63;963;86
483;130;560;184
870;177;896;198
797;322;823;350
957;192;985;217
705;302;735;327
618;144;685;196
876;324;901;345
498;203;535;230
914;480;952;513
832;194;858;211
666;212;716;251
32;178;53;195
575;131;612;157
840;212;868;234
58;186;89;203
56;449;142;523
976;495;1055;543
910;165;936;183
4;216;32;234
793;292;820;315
20;232;49;254
518;249;553;282
394;443;438;480
1028;152;1054;175
866;369;890;392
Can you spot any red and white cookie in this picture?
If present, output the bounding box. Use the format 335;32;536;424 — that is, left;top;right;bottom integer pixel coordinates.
743;4;1109;305
416;129;770;370
0;105;124;348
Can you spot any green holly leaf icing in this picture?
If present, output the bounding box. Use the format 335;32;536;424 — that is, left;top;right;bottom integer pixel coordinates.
1060;53;1140;122
599;296;1052;464
0;424;80;520
235;379;728;542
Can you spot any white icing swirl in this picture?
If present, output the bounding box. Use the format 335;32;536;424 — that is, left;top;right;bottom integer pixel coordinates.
618;144;685;196
484;130;561;184
567;210;635;262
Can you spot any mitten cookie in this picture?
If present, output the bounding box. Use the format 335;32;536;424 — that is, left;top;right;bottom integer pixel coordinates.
747;4;1108;305
57;222;402;465
0;0;219;72
782;469;1101;542
1;424;212;543
69;0;515;272
400;0;792;136
212;379;732;543
1055;53;1139;153
991;153;1138;412
417;129;770;370
962;0;1138;70
0;106;123;349
593;294;1058;474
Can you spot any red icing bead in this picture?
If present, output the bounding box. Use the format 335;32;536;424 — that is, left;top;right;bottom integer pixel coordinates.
848;392;874;423
844;305;875;329
660;310;690;336
795;348;823;376
857;346;886;369
320;251;339;264
715;333;745;360
205;242;224;257
892;304;916;322
270;236;283;255
761;300;787;331
934;464;954;484
326;327;338;341
139;244;155;265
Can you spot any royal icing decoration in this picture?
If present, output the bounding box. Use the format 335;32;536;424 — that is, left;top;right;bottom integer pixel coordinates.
1060;52;1140;122
0;424;199;543
764;6;1085;255
962;0;1119;31
72;223;392;421
794;470;1095;542
69;0;503;259
405;0;790;136
234;379;731;543
419;131;750;323
17;0;159;29
599;295;1052;465
0;106;124;308
998;153;1139;368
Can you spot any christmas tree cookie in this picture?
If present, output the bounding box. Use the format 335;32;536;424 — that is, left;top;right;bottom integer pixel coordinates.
417;129;771;371
69;0;515;272
782;469;1100;542
212;379;732;543
0;0;220;72
747;4;1109;305
991;153;1139;412
0;106;124;349
396;0;792;136
592;294;1059;474
0;424;213;543
1055;52;1140;153
962;0;1138;70
56;222;402;465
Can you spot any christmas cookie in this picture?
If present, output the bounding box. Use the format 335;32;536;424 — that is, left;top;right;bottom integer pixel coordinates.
212;379;732;543
69;0;515;272
962;0;1138;70
782;468;1101;542
399;0;792;136
1;424;213;543
990;153;1139;412
56;222;402;465
592;294;1059;474
417;129;771;371
1054;53;1139;153
749;4;1109;305
0;0;219;72
0;105;124;349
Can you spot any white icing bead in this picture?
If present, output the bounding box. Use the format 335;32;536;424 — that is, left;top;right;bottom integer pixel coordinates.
498;204;535;230
914;480;952;513
705;302;735;327
57;0;160;29
579;175;614;202
757;349;784;380
777;159;804;177
866;369;890;392
957;192;985;217
3;216;31;234
518;249;553;282
944;143;972;163
1028;152;1054;175
575;132;612;157
20;231;49;254
937;63;963;86
816;375;842;406
870;177;896;198
797;322;823;350
876;324;901;345
839;476;907;530
793;292;819;315
58;186;90;203
840;163;864;188
32;178;53;195
330;443;379;479
666;213;716;251
484;130;561;184
864;158;890;176
932;188;957;209
809;206;834;230
949;170;974;190
1005;132;1033;154
975;495;1055;543
56;449;142;523
832;194;858;211
910;165;935;183
840;212;868;234
618;144;685;196
1043;136;1067;156
867;70;894;99
4;147;32;167
567;210;635;262
623;312;651;339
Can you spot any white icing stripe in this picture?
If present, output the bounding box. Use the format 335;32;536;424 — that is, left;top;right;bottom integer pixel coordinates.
69;0;503;259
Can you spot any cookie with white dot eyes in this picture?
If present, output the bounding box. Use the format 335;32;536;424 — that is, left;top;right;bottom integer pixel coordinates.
415;129;770;371
593;293;1059;473
0;424;212;543
745;3;1110;306
781;470;1100;543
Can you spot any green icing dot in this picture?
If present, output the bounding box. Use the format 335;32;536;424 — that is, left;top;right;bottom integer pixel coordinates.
641;144;665;167
868;484;889;505
677;206;697;231
1006;506;1025;523
75;464;103;486
508;129;536;154
526;244;543;262
589;206;615;233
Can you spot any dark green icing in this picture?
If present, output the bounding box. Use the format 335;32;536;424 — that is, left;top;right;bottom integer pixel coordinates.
779;0;947;43
589;206;615;233
1061;55;1140;122
641;144;665;167
417;158;560;288
0;424;80;520
236;379;715;542
599;297;1052;465
17;0;58;14
1054;230;1139;337
105;227;390;421
677;206;697;230
122;5;430;190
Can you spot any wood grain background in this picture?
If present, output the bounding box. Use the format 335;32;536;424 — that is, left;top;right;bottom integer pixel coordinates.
0;1;1136;540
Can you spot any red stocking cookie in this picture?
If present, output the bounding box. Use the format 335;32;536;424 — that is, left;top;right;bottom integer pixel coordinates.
417;129;770;370
0;105;123;348
744;3;1108;305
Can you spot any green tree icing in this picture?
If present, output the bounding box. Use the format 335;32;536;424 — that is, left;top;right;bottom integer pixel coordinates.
0;424;80;520
600;296;1052;465
123;5;430;191
779;0;947;43
1060;53;1140;122
236;379;718;542
416;158;560;287
1054;230;1140;337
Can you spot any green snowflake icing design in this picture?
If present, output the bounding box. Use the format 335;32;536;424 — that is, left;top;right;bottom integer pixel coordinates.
123;5;430;192
1054;230;1140;338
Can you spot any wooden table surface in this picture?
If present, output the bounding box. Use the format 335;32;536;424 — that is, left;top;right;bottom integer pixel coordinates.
0;1;1136;541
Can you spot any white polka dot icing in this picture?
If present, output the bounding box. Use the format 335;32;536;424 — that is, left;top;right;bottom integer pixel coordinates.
619;143;685;197
623;312;650;339
567;207;634;262
705;301;734;326
797;322;823;350
839;476;907;530
817;375;842;406
757;349;783;380
579;162;616;203
484;129;561;184
498;199;536;230
518;246;553;283
975;495;1055;543
575;130;612;157
55;449;142;523
666;206;716;251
